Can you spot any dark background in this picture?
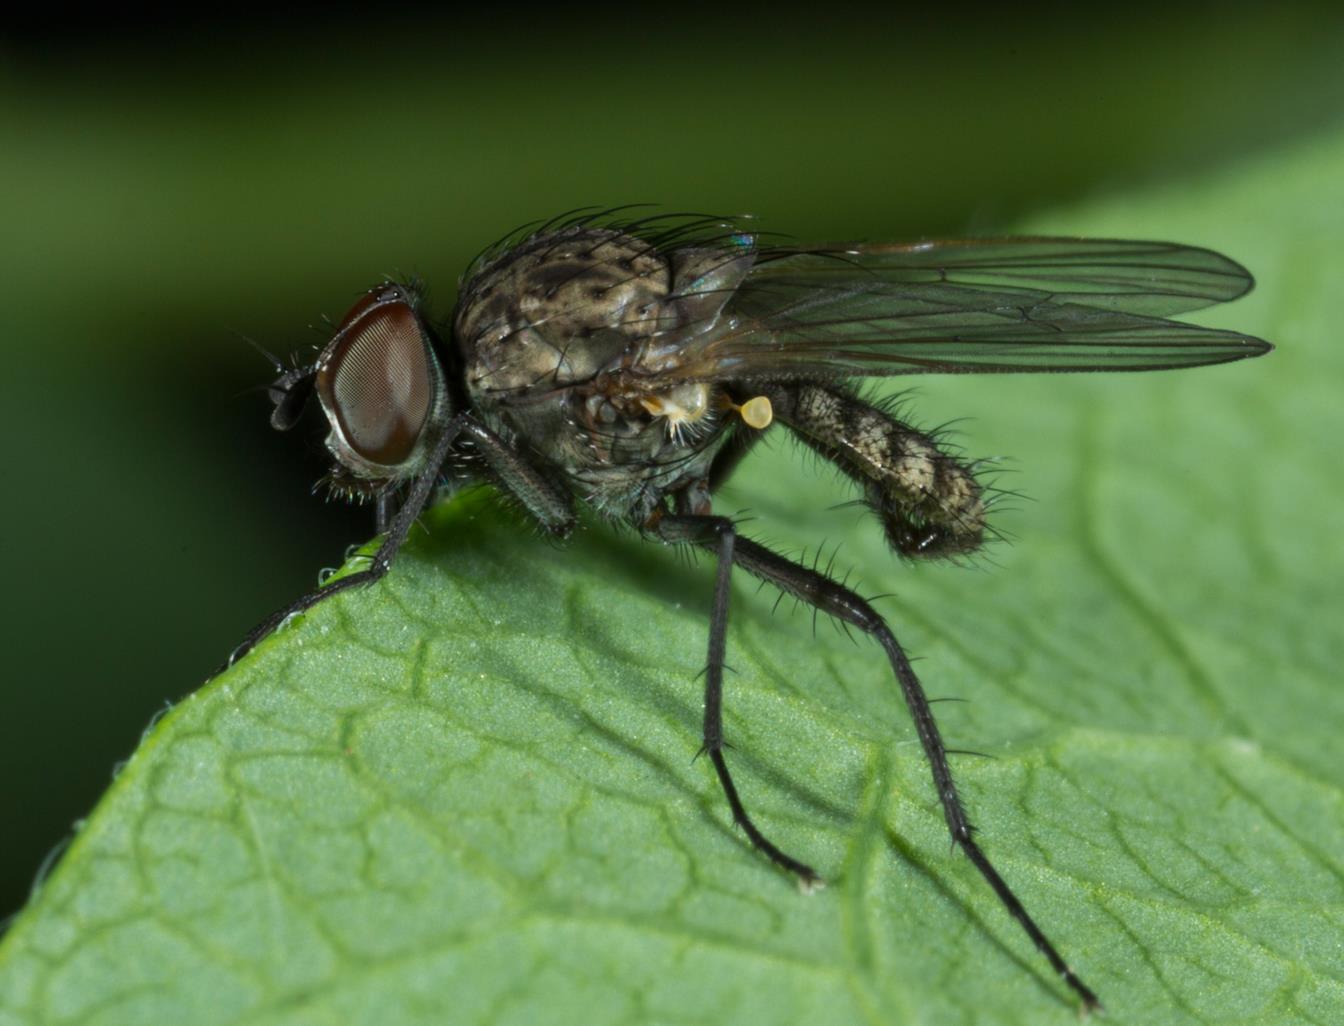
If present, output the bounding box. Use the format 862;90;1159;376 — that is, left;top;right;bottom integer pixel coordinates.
3;5;1343;924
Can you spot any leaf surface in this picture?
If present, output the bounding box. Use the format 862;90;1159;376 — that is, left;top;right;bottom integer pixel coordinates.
3;133;1342;1026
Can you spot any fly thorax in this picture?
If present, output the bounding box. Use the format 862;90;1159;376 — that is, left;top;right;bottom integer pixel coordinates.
453;228;672;402
449;225;756;511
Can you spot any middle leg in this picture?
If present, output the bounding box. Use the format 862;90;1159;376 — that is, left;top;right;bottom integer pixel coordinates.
653;512;822;886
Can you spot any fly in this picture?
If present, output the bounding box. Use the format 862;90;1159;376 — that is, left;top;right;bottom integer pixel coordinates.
235;209;1272;1012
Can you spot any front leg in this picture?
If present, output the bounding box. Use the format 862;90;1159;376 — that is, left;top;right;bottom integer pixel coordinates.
227;415;469;667
228;415;575;669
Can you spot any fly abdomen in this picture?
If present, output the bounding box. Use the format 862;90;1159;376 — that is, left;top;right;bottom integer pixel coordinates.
771;384;985;558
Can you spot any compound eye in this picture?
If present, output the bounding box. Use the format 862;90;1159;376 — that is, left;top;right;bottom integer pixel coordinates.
316;287;434;467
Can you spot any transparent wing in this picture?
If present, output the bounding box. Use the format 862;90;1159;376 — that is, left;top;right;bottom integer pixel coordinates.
756;238;1254;315
654;238;1270;380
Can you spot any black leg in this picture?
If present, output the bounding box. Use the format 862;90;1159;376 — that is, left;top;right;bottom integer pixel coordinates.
460;420;575;537
226;415;468;668
227;414;577;670
657;513;1100;1012
374;490;396;534
655;514;822;888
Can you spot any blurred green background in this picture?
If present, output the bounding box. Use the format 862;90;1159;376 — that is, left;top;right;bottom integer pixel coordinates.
2;5;1342;925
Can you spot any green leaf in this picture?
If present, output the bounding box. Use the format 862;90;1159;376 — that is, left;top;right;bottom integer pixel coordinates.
4;133;1342;1026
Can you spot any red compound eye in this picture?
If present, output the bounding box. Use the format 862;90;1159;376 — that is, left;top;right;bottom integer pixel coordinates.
316;287;433;467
